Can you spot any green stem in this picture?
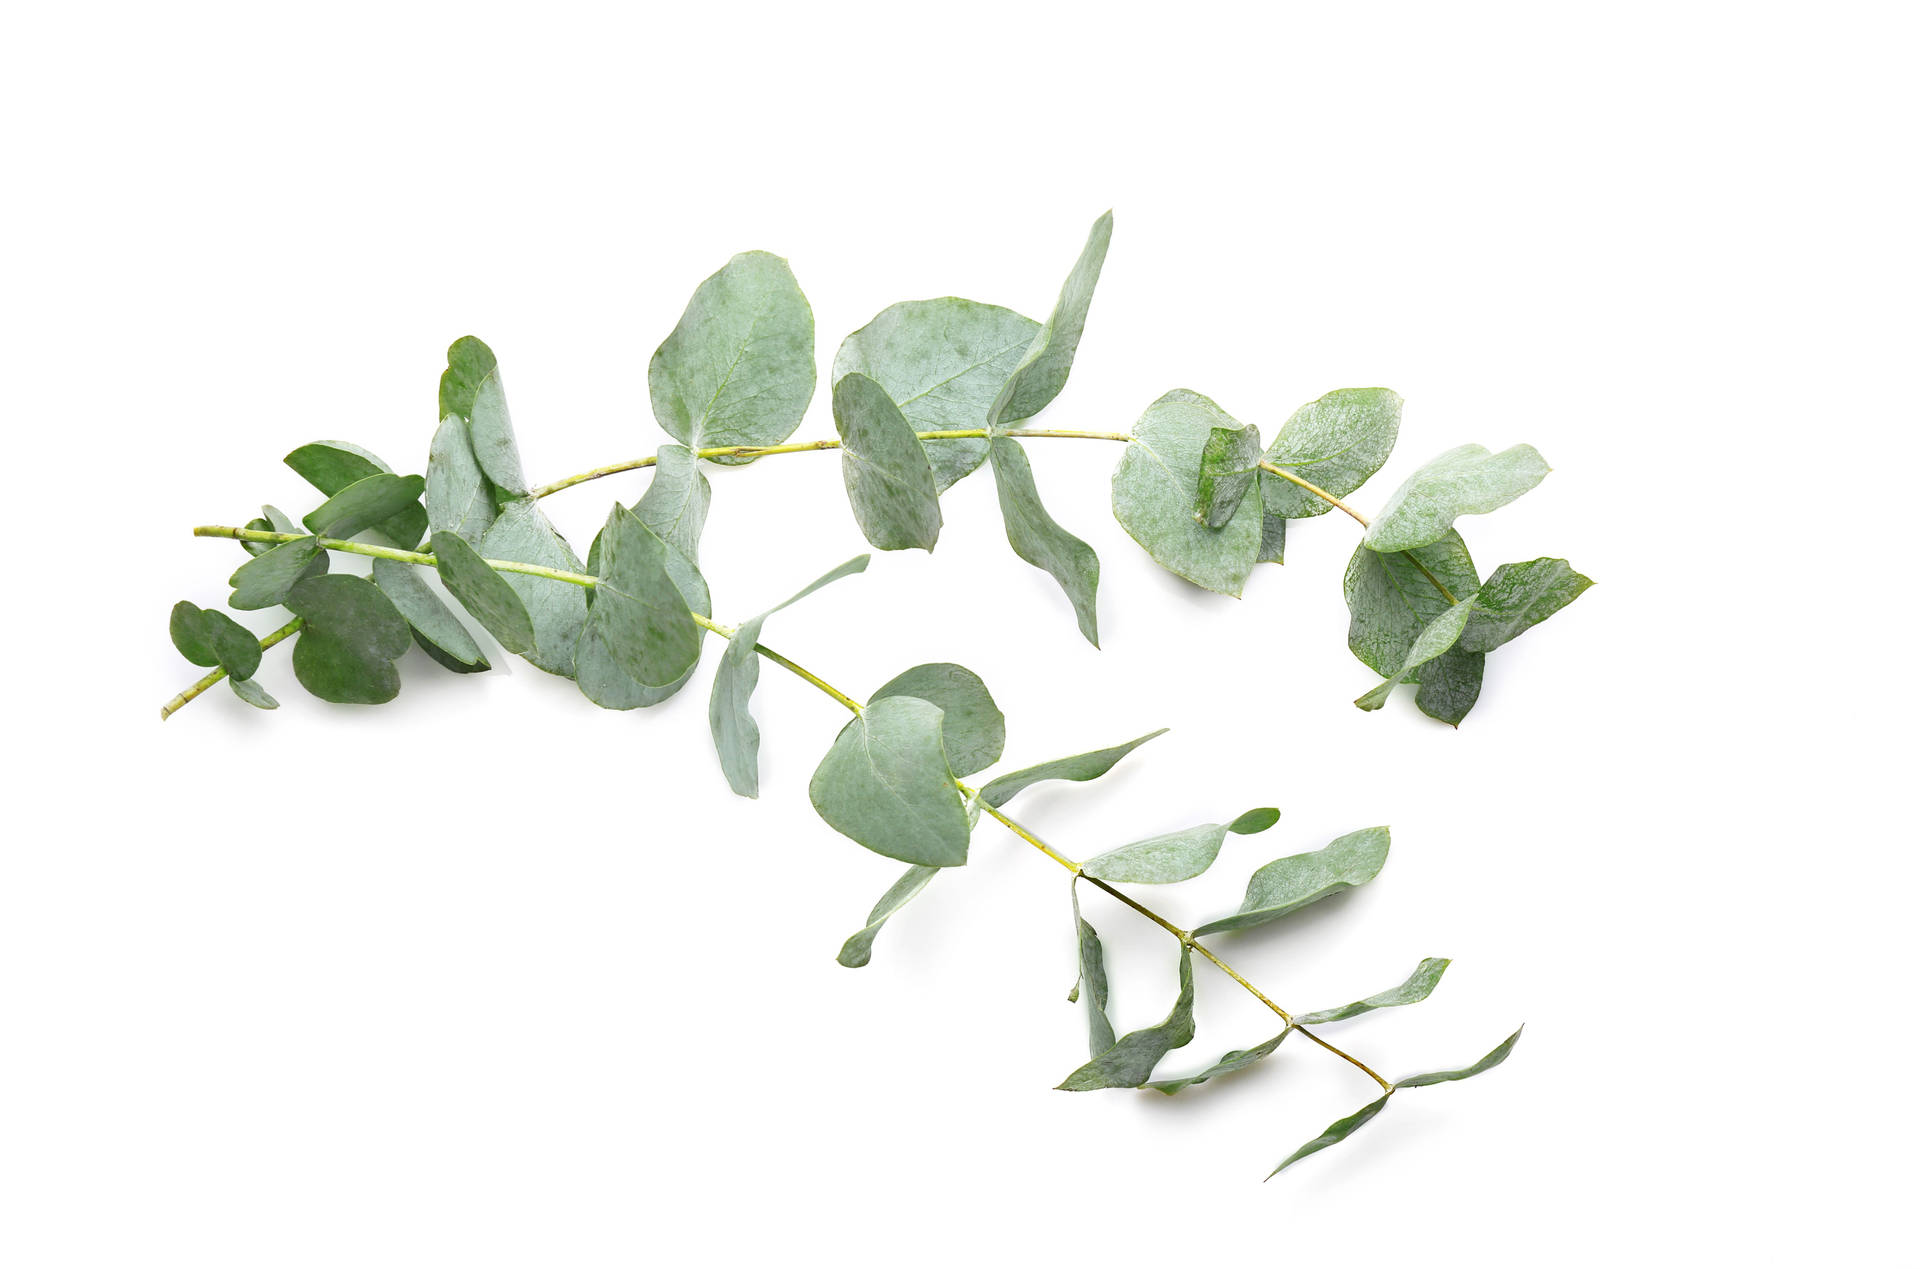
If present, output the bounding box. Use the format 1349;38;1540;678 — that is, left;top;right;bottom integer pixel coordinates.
158;616;304;720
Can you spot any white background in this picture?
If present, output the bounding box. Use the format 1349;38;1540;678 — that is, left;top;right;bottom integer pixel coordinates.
4;3;1914;1263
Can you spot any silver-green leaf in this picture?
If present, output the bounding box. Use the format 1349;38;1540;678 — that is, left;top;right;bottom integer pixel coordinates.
426;413;496;544
1459;558;1593;653
1268;1096;1390;1178
475;501;588;677
430;530;535;656
1145;1031;1290;1095
1079;807;1279;885
868;662;1004;778
228;535;327;611
1056;945;1195;1091
1112;390;1262;596
1196;422;1262;528
467;371;531;497
977;729;1167;810
1192;827;1390;938
1354;599;1475;712
1295;958;1452;1026
285;440;428;549
285;574;411;705
809;695;972;868
1364;443;1550;553
1344;532;1484;725
990;211;1112;429
576;505;700;690
989;436;1101;646
169;601;262;680
833;372;942;552
1258;388;1402;520
302;472;427;541
1394;1027;1523;1089
836;864;941;969
649;251;815;458
370;557;489;674
1069;883;1115;1057
632;444;711;563
228;675;278;710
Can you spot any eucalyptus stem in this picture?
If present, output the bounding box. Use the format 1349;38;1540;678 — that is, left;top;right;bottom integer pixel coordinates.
173;525;1397;1094
158;616;303;721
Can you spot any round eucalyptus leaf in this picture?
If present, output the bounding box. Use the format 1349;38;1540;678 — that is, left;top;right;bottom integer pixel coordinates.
869;662;1004;777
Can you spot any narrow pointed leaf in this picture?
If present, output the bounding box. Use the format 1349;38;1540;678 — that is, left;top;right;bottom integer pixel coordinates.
475;501;588;676
1268;1096;1390;1178
1365;444;1551;553
989;211;1112;428
1459;558;1593;653
632;444;711;563
285;574;411;705
285;440;427;548
988;436;1100;646
709;556;869;796
228;676;278;710
1197;422;1261;528
302;472;427;540
1112;390;1261;596
430;530;534;655
370;557;489;673
834;297;1040;491
833;373;942;551
1354;599;1475;712
1080;808;1277;885
809;696;972;867
836;864;941;969
577;505;700;689
649;250;815;458
977;729;1167;809
1146;1031;1290;1095
1394;1027;1523;1088
1193;827;1390;937
1258;388;1402;519
1057;945;1195;1091
869;663;1004;778
1413;646;1484;726
228;535;327;610
1296;958;1452;1025
426;414;496;544
1069;883;1115;1057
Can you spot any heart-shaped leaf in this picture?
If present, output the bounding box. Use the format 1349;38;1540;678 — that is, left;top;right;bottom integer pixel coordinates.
285;574;411;704
169;601;262;680
809;695;972;867
868;662;1004;778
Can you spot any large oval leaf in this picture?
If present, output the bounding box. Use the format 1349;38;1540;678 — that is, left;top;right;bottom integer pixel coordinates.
1258;388;1402;519
1112;390;1262;596
868;662;1004;777
809;695;971;867
285;574;411;705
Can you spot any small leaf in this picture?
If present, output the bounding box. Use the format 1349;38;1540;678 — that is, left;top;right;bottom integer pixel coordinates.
476;501;588;676
833;297;1040;491
1193;827;1390;938
987;437;1101;646
836;864;941;969
649;251;815;458
431;531;535;655
228;676;278;710
1354;599;1475;712
1258;388;1403;519
576;505;700;689
302;472;427;540
228;535;327;610
285;574;411;705
633;444;711;563
1344;532;1485;725
1364;443;1551;553
1069;883;1115;1057
990;211;1112;428
1146;1031;1289;1095
977;729;1167;810
1080;809;1278;885
833;373;942;552
426;413;496;544
1394;1027;1523;1089
1268;1096;1391;1178
809;696;972;868
1257;511;1287;565
1112;390;1262;596
1410;645;1484;727
1459;558;1593;653
169;601;262;680
169;601;220;667
439;335;498;421
1196;423;1262;528
1296;958;1452;1026
868;663;1005;778
240;505;299;557
285;440;427;548
709;556;869;796
370;557;489;674
1056;945;1195;1091
467;370;530;497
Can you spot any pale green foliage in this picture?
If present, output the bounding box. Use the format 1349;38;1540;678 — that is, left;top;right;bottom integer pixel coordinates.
868;663;1004;777
1079;807;1278;885
1365;443;1550;553
836;864;941;969
1269;1096;1390;1178
1257;388;1402;520
1296;958;1451;1025
989;211;1112;429
1113;390;1263;595
833;373;942;551
810;696;972;868
1057;946;1195;1091
1194;827;1391;937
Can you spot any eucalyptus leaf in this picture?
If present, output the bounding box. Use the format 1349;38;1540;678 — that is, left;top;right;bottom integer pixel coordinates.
1192;827;1391;938
833;373;942;552
977;729;1167;809
370;557;489;674
809;695;972;868
709;556;870;796
989;211;1112;429
169;601;262;680
1257;511;1287;565
430;530;535;656
1268;1096;1390;1178
1258;388;1403;519
285;440;428;548
1069;883;1115;1058
464;371;531;498
833;298;1040;491
1395;1027;1523;1088
302;472;427;541
285;574;411;705
1196;423;1262;528
987;437;1101;646
439;335;498;421
228;676;278;710
1296;958;1452;1026
228;535;327;610
476;501;589;676
1056;945;1195;1091
1410;646;1484;728
868;663;1004;778
1354;599;1475;712
1080;807;1278;885
1459;558;1593;653
574;523;712;710
836;864;940;969
649;250;815;458
426;413;496;544
576;505;700;690
240;505;299;557
1146;1031;1290;1095
1365;443;1551;553
1112;390;1262;596
633;444;711;563
1344;529;1483;732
